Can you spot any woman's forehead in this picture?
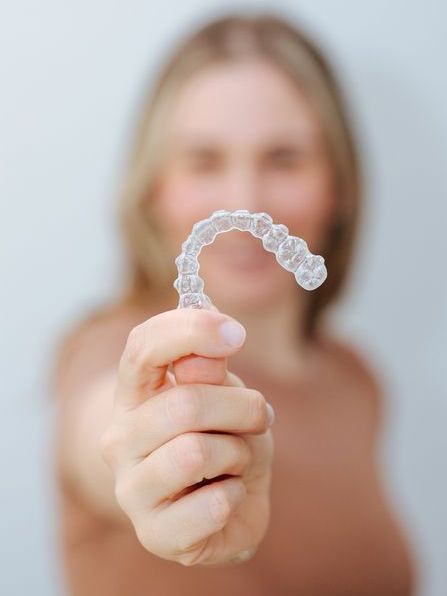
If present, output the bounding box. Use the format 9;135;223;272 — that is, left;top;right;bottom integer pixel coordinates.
165;59;322;146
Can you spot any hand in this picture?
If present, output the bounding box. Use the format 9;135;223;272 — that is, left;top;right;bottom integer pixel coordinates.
100;307;275;567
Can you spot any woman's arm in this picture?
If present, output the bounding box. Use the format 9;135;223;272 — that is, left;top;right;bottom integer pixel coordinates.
53;368;131;526
51;316;138;527
53;307;274;566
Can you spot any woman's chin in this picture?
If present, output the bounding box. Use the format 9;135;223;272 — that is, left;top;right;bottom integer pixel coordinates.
212;289;284;313
207;274;289;310
199;252;292;307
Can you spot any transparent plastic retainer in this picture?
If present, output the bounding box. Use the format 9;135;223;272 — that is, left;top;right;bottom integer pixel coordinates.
174;209;328;309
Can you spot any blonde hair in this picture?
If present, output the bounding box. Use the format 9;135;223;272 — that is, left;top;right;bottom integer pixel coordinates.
52;11;364;385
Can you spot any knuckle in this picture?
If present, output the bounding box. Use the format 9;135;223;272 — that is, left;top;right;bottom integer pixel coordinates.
182;308;214;349
234;435;251;470
172;432;208;475
248;390;267;428
178;555;198;567
119;322;158;388
99;423;127;466
174;530;196;555
124;324;146;367
134;522;151;552
128;512;156;556
166;385;201;429
183;308;197;349
114;474;135;510
176;539;209;565
135;514;160;553
209;485;231;524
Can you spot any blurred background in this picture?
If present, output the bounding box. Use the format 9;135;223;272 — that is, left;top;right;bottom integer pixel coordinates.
0;1;446;594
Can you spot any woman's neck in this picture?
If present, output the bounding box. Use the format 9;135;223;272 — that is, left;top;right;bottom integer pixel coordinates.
222;292;312;381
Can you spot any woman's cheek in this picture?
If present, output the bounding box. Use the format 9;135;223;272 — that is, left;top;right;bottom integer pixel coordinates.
156;169;334;254
265;173;334;249
156;174;220;238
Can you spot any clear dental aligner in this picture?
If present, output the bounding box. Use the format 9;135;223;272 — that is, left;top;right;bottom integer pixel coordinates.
174;209;328;309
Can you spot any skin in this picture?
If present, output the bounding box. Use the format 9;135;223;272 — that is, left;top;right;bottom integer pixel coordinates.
154;59;334;315
103;59;335;563
54;58;415;593
100;307;274;566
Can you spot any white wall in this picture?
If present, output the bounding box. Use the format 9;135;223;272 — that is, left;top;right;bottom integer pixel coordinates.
1;1;446;594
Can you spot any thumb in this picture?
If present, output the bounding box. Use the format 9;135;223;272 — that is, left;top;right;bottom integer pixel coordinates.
172;302;243;387
207;303;247;387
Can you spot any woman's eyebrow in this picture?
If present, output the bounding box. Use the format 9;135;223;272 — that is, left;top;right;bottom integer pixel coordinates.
264;140;306;149
259;141;313;157
173;139;222;155
170;134;316;156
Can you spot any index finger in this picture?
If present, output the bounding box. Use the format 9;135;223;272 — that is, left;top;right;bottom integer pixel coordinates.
115;308;246;410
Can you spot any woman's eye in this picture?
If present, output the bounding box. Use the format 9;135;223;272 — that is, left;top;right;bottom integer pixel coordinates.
187;153;221;173
267;149;303;170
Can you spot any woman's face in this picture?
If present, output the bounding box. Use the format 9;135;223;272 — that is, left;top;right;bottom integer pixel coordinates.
153;58;336;310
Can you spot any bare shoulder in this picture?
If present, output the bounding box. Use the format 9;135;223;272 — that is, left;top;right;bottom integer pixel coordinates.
317;330;385;432
50;300;158;402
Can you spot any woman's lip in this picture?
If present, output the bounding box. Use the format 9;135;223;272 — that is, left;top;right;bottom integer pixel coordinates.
214;249;272;271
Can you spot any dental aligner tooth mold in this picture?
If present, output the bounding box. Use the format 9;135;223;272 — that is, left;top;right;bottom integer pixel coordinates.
173;209;328;309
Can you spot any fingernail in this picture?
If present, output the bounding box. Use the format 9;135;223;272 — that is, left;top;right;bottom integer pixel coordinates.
266;402;275;426
230;547;257;563
219;319;246;347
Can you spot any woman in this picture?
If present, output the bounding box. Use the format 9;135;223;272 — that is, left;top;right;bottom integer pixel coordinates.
51;12;416;595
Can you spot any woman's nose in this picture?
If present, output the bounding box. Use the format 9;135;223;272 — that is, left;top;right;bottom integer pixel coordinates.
222;166;263;213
